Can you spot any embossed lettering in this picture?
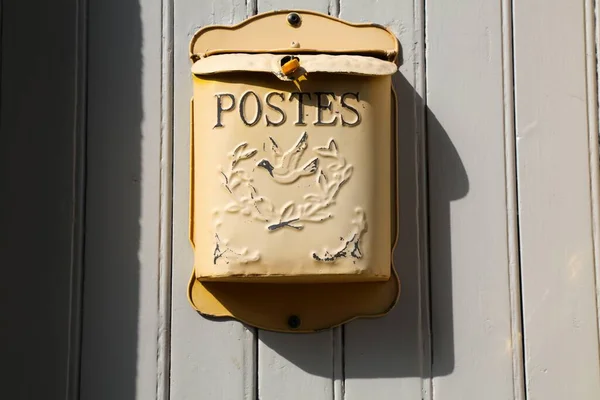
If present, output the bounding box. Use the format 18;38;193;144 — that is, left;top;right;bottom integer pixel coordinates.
214;91;363;128
314;92;338;126
289;92;311;126
214;93;235;128
341;92;361;127
239;91;262;126
265;92;286;127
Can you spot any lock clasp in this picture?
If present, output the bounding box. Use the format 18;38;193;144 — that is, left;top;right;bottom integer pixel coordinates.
280;55;308;89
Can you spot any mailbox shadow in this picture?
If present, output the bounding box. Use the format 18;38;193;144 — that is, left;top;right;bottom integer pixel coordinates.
259;71;468;379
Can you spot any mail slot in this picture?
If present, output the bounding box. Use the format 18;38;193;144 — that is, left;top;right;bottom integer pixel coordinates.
187;10;401;332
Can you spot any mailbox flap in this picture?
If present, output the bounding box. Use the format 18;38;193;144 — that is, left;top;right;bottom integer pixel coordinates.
191;53;398;80
189;10;399;62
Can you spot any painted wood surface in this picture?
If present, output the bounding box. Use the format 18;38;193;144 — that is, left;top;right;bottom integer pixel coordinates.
10;0;599;399
79;0;165;399
513;0;600;398
426;0;525;399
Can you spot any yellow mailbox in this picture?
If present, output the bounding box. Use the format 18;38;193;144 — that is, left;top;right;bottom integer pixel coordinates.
187;10;400;332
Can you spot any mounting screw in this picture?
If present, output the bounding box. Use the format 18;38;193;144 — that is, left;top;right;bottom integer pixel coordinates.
288;315;301;329
287;12;302;27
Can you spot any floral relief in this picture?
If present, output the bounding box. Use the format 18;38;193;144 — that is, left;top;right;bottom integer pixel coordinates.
217;132;354;232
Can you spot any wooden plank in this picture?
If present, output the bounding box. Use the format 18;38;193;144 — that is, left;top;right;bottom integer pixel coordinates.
253;3;337;400
0;1;80;398
339;1;430;399
258;332;334;400
170;2;257;400
258;0;330;13
426;0;523;398
79;0;164;399
513;0;600;398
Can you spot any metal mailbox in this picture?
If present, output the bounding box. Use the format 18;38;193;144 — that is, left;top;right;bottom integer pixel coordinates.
187;10;401;332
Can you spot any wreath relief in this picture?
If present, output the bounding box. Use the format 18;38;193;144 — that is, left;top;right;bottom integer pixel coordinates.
217;132;354;232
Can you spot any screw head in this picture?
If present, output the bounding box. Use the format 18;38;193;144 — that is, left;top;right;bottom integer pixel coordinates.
287;315;301;329
287;12;301;27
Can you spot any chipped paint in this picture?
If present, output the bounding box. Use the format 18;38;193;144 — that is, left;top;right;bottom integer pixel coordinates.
312;208;367;262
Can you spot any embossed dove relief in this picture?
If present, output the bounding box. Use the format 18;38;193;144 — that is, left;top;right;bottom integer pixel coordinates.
256;132;319;184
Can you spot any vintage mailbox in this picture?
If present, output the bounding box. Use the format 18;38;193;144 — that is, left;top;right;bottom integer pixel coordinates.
187;10;400;332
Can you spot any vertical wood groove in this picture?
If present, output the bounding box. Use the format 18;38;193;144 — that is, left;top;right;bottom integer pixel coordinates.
423;3;433;400
501;0;526;398
587;0;600;374
247;0;258;16
254;326;259;400
328;0;340;17
67;0;88;399
417;0;431;396
333;327;344;400
157;0;174;399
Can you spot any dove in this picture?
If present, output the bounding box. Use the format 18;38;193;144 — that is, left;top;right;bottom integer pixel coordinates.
257;132;319;184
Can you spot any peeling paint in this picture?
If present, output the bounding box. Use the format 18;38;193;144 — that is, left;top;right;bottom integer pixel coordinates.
312;208;367;263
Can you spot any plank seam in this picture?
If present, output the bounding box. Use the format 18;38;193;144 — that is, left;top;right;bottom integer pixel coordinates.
67;0;88;398
501;0;526;398
421;0;433;398
254;327;259;400
416;0;432;398
333;327;345;400
328;0;340;17
247;0;258;17
341;327;345;400
586;0;600;378
157;0;175;399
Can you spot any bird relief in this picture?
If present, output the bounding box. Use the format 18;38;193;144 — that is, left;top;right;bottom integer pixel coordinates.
256;132;319;185
214;132;362;263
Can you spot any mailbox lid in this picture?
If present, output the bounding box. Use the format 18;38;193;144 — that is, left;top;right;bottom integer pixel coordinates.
191;53;398;79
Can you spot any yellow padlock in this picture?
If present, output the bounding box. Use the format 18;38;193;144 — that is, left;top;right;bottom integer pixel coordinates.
281;56;308;89
281;56;301;76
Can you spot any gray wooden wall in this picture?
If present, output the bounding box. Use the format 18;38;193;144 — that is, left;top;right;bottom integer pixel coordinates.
3;0;600;399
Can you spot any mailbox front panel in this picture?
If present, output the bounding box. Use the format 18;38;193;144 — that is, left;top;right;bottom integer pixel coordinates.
191;73;392;282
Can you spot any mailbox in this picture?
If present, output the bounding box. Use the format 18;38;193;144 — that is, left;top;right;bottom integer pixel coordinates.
187;10;400;332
